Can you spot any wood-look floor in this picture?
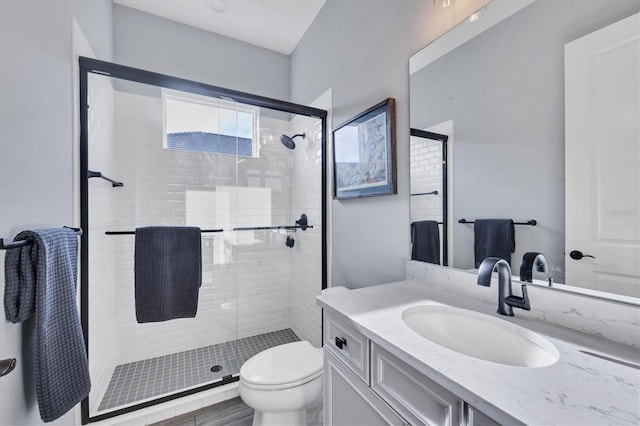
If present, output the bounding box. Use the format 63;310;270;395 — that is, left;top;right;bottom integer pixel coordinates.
149;397;254;426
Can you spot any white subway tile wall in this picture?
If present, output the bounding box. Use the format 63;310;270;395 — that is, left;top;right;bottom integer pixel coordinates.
289;116;323;348
107;92;295;363
87;74;119;409
410;135;443;222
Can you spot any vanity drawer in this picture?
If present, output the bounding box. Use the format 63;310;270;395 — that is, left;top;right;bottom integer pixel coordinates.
371;343;463;426
324;314;370;383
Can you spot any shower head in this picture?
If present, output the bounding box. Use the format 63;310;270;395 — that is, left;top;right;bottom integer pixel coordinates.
280;133;306;150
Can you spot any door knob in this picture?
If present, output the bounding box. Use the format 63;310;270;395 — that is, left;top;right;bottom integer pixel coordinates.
569;250;595;260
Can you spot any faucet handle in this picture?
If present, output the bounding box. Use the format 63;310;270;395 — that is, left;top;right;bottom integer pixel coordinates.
505;285;531;311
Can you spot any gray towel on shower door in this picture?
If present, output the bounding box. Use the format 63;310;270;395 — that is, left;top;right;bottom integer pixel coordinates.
474;219;515;268
411;220;440;265
134;226;202;323
4;228;91;422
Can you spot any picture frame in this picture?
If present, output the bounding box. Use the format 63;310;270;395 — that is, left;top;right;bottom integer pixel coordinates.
332;98;397;199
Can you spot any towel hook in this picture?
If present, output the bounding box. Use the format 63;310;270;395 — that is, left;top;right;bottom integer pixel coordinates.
0;358;17;378
88;170;123;187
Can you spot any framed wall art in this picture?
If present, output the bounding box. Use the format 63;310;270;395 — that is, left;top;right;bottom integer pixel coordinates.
332;98;397;199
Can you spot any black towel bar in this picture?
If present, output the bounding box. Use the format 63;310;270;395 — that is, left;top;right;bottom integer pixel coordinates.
410;190;439;196
105;215;313;235
106;229;223;235
232;225;314;231
233;213;312;232
106;226;314;234
0;227;83;250
458;219;537;226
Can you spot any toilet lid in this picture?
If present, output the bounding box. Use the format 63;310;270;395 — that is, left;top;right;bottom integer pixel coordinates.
240;341;323;387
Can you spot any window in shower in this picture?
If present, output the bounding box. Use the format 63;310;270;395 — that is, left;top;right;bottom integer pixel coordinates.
163;89;259;156
79;58;327;424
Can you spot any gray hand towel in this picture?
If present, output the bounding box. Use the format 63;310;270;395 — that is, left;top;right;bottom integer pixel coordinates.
4;228;91;422
474;219;515;268
135;226;202;323
411;221;441;265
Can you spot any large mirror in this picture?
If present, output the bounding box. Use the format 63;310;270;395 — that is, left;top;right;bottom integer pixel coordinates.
409;0;639;302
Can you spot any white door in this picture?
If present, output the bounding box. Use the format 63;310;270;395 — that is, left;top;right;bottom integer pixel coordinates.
565;13;640;297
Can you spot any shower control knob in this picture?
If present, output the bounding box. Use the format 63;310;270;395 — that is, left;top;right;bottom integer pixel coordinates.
335;337;347;350
285;236;295;248
569;250;595;260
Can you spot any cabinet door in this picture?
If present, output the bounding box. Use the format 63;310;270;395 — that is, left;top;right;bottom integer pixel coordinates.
371;343;464;426
324;349;407;426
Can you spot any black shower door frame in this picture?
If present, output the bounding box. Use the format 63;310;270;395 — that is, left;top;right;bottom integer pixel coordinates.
79;57;328;424
410;128;449;266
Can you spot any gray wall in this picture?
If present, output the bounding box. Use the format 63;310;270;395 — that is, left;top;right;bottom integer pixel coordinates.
0;0;113;424
410;0;640;281
291;0;488;288
114;5;291;100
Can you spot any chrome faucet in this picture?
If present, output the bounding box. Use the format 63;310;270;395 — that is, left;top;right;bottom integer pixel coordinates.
520;252;551;286
477;257;531;316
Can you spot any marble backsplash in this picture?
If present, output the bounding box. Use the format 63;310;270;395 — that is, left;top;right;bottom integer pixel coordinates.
406;261;640;348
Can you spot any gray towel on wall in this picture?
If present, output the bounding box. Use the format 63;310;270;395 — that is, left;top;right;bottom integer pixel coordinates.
411;221;440;265
474;219;515;268
4;228;90;422
135;226;202;323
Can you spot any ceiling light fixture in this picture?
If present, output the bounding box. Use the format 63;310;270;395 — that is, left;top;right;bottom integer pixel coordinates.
434;0;452;7
468;6;487;23
208;0;227;13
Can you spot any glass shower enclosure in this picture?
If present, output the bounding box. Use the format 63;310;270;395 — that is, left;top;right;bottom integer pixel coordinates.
79;58;327;423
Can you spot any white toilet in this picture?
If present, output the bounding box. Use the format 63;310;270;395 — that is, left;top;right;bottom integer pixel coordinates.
239;341;323;426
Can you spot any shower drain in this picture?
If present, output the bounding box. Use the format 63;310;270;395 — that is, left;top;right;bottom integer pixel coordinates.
210;365;223;373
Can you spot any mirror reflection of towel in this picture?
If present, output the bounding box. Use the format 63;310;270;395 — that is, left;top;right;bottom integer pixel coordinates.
411;220;440;265
474;219;515;268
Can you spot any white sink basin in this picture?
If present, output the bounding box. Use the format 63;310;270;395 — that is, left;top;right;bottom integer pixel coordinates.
402;304;559;367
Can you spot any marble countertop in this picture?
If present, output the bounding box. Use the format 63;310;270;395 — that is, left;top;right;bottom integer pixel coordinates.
317;280;640;425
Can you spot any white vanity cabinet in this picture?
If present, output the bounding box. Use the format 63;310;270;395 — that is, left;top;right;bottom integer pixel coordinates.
323;313;501;426
324;350;408;426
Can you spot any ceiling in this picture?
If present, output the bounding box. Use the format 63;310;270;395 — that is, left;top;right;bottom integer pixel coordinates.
113;0;327;55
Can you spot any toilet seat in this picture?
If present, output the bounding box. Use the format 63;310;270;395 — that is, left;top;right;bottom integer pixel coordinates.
240;341;323;390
